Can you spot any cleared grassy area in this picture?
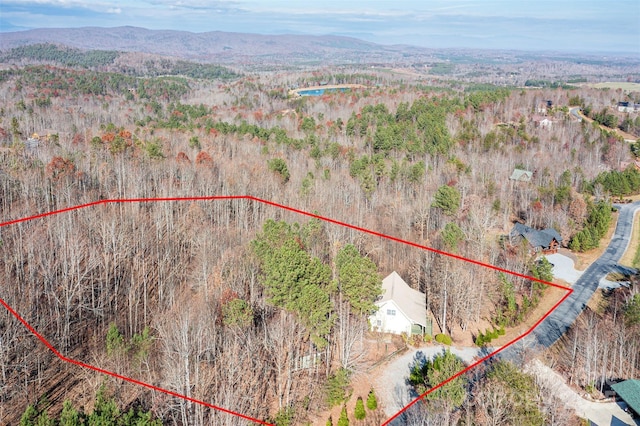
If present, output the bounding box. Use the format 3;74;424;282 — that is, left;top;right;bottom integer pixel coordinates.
589;82;640;91
619;211;640;268
633;219;640;269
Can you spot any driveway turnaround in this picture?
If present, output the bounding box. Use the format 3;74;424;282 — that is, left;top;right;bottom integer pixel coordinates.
545;253;582;284
375;346;486;417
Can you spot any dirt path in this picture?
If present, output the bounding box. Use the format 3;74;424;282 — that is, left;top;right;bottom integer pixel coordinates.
571;108;639;141
526;359;638;425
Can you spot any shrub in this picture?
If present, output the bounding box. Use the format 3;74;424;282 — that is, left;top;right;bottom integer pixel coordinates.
435;333;452;345
366;389;377;411
476;327;504;346
337;406;349;426
354;397;365;420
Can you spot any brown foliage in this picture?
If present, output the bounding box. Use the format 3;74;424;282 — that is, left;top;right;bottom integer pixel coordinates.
71;133;85;145
176;151;191;164
101;132;115;143
45;156;76;181
568;192;587;225
195;151;214;166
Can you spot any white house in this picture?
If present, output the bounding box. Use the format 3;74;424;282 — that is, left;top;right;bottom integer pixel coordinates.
369;271;428;336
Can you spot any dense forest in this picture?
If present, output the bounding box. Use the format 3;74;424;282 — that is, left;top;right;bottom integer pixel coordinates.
1;46;639;425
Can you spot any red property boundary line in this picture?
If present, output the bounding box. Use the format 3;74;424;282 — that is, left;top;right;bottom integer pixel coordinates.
0;195;572;425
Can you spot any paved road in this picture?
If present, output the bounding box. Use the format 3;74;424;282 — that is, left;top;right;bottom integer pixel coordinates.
526;359;637;426
378;203;640;423
503;201;640;359
570;107;583;121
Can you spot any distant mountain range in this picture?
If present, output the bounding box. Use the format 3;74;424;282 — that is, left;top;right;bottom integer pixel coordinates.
2;26;636;69
0;26;416;64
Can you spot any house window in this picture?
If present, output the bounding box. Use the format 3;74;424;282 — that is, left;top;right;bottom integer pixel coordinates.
376;320;382;327
386;309;396;316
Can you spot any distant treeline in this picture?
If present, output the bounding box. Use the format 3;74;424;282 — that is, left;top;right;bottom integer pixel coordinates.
2;43;119;68
142;58;240;80
524;79;577;89
14;65;190;101
2;43;239;81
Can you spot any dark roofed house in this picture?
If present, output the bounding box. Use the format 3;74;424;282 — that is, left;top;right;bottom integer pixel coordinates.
611;379;640;417
509;223;562;254
618;102;640;113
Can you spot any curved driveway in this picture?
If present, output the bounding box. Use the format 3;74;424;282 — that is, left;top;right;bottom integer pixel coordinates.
504;201;640;358
570;106;583;121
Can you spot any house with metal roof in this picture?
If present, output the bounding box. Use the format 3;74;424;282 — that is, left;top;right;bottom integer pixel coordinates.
509;222;562;254
611;379;640;417
509;168;533;182
369;271;429;336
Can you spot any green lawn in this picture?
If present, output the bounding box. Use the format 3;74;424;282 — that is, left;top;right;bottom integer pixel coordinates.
589;82;640;91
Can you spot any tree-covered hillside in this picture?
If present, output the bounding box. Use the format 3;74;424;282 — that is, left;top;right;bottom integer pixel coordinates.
0;56;638;425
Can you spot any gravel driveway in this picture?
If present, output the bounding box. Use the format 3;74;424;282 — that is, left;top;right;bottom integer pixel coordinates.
374;345;485;418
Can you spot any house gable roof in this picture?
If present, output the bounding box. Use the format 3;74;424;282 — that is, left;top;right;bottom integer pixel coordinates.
509;169;533;182
611;379;640;414
377;271;427;327
510;222;562;248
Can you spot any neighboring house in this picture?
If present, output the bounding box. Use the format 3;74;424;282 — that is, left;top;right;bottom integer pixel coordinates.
610;379;640;417
369;271;429;336
532;115;554;129
617;101;640;113
509;168;533;182
509;222;562;254
27;130;60;146
25;136;39;150
536;100;553;115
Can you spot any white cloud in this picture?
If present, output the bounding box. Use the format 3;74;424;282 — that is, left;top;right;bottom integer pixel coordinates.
5;0;127;12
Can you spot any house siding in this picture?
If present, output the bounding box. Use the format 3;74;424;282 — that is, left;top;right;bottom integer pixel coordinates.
370;300;412;335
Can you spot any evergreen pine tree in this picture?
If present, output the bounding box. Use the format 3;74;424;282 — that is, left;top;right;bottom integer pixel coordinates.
337;405;349;426
354;397;366;420
20;405;38;426
59;401;81;426
366;389;377;411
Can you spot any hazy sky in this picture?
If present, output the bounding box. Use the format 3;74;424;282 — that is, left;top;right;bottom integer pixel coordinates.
1;0;639;53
